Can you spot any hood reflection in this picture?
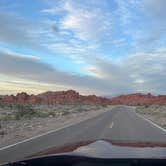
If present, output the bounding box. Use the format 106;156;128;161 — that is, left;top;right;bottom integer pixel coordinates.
73;140;166;158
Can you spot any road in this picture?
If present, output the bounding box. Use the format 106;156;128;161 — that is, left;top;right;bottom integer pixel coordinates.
0;105;166;164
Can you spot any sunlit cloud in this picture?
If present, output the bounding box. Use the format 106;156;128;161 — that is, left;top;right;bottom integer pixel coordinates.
0;49;166;95
0;0;165;95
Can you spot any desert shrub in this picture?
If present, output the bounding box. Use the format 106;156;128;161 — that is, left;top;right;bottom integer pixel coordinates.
75;105;89;112
12;105;36;120
0;104;4;108
101;104;108;108
48;111;56;117
0;113;15;121
15;105;32;111
14;109;36;120
0;130;6;137
145;105;149;108
35;111;49;118
61;111;70;116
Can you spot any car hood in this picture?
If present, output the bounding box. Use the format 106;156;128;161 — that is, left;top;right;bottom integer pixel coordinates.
32;140;166;159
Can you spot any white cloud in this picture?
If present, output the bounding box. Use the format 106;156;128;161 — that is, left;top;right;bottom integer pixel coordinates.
0;49;166;96
112;0;166;52
0;12;62;54
40;0;166;61
60;1;112;42
143;0;166;18
41;8;61;15
0;49;110;95
42;0;113;43
0;0;166;96
0;48;40;60
84;67;104;78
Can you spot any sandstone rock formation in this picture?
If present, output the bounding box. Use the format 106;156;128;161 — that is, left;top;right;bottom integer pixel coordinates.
0;90;110;105
0;90;166;105
109;93;166;105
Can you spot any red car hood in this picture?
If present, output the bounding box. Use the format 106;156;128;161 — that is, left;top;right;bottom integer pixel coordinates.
32;140;166;159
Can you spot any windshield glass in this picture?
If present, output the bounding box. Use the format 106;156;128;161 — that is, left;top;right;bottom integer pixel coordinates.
0;0;166;164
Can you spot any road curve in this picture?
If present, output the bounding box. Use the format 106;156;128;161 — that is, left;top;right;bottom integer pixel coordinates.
0;105;166;164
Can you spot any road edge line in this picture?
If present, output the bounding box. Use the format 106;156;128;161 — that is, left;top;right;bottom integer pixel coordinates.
136;113;166;133
0;110;108;151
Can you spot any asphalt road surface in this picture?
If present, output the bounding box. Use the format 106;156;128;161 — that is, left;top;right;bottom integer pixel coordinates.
0;105;166;164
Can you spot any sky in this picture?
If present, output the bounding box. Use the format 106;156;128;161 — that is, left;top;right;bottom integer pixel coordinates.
0;0;166;96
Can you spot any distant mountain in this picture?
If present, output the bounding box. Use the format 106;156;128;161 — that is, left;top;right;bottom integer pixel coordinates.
0;90;166;105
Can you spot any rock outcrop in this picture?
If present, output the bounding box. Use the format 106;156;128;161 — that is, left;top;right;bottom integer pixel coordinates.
109;93;166;105
0;90;110;105
0;90;166;105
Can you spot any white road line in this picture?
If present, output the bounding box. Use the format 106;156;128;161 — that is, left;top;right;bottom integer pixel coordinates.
109;122;114;128
0;111;106;151
136;113;166;133
0;124;74;151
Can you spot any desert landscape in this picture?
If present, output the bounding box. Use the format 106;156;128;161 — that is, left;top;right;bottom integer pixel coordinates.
0;90;166;148
1;1;166;164
0;104;112;148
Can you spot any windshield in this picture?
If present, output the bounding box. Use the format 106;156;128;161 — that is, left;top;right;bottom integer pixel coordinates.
0;0;166;164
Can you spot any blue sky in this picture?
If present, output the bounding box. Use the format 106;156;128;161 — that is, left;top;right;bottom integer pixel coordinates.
0;0;166;95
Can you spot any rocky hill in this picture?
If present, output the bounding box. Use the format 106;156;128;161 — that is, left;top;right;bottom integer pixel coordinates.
0;90;166;105
0;90;110;105
110;93;166;105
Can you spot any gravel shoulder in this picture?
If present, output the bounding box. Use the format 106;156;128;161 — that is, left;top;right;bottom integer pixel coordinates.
0;105;113;148
135;105;166;129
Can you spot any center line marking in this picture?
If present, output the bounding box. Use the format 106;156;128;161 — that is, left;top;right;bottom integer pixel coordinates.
109;122;114;128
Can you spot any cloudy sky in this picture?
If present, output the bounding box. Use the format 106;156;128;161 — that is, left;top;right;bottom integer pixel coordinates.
0;0;166;96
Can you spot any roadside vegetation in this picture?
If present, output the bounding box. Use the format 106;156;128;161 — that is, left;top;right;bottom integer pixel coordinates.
0;104;108;121
0;104;112;146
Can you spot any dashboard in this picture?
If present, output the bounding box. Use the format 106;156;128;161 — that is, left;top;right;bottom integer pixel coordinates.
4;155;166;166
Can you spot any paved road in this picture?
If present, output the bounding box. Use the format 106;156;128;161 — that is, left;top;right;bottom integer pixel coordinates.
0;106;166;164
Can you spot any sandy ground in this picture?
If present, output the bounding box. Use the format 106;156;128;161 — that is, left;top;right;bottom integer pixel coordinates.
0;106;113;148
1;104;165;148
135;105;166;129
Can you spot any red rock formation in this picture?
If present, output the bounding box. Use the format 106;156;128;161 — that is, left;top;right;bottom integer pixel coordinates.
0;90;166;105
0;95;16;104
0;90;110;105
110;93;166;105
16;92;29;105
